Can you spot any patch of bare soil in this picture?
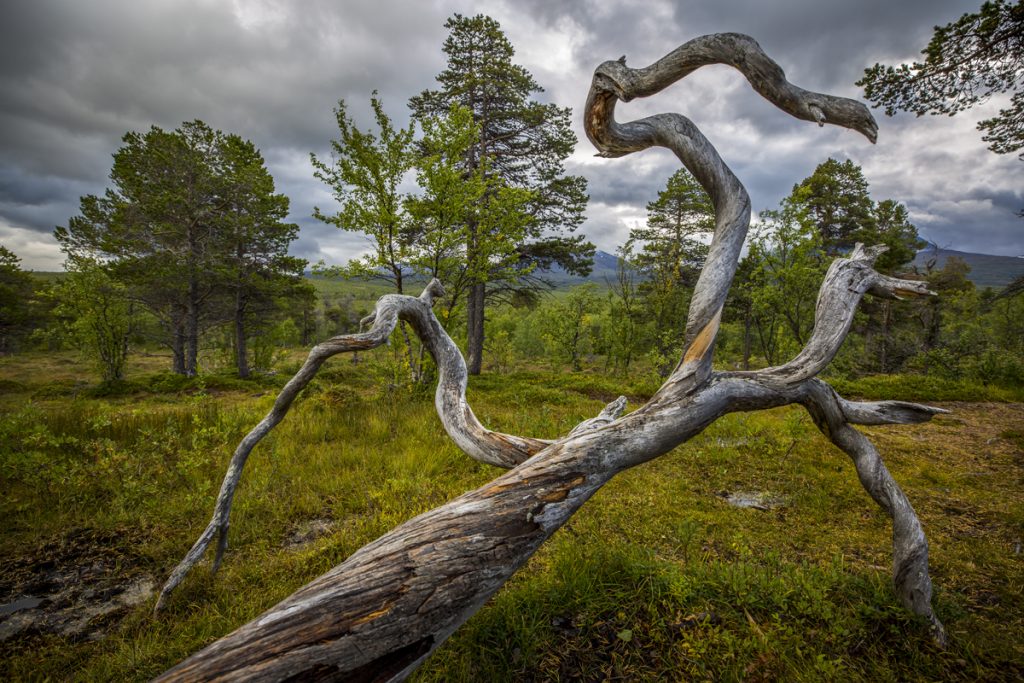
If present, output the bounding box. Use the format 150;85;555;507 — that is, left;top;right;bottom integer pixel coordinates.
0;528;152;642
282;517;336;550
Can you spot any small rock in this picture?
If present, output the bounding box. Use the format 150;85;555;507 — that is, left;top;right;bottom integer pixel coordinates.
283;518;335;550
551;615;579;636
720;491;784;510
0;596;44;617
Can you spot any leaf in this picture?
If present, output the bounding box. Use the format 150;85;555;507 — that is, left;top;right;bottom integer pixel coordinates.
616;629;633;642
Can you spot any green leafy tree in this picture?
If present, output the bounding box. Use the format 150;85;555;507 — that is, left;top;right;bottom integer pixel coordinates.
605;244;644;372
748;161;924;370
48;259;137;382
871;199;926;273
859;0;1024;158
410;13;592;374
312;94;416;293
0;245;38;353
856;200;926;372
312;95;427;380
540;283;601;371
746;200;827;362
405;105;532;328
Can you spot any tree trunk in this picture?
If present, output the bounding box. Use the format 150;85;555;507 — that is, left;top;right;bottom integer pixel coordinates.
235;289;250;379
158;33;947;681
171;315;187;375
466;281;485;375
880;299;891;373
743;304;752;370
185;273;199;377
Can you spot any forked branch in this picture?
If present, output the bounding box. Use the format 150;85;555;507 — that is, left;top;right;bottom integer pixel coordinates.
159;33;947;680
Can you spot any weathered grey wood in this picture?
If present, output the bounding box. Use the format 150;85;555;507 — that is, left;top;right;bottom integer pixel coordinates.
155;279;555;612
158;33;947;681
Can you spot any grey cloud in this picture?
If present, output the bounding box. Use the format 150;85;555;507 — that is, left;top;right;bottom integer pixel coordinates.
1;0;1020;273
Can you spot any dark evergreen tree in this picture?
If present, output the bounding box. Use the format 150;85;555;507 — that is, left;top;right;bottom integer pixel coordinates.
0;245;38;353
791;157;876;254
219;134;310;378
57;121;306;377
859;0;1024;158
872;199;926;274
629;168;715;374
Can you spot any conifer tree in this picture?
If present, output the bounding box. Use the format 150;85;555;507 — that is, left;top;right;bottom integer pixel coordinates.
57;121;306;376
628;168;714;373
410;13;592;374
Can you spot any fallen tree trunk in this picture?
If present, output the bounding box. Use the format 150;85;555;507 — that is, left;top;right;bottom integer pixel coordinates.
157;33;946;681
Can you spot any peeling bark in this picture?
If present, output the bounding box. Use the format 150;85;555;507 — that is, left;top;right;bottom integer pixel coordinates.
158;33;947;681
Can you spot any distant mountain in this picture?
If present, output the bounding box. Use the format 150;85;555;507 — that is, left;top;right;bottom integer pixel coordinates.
535;249;623;286
912;247;1024;290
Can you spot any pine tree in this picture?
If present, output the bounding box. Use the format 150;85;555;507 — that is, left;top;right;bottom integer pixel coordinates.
57;121;306;376
0;245;38;353
629;168;714;373
410;13;592;374
219;134;309;378
859;0;1024;158
405;105;533;326
791;157;876;254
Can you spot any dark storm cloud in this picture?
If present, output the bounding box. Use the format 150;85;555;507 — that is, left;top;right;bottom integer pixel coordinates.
1;0;1020;270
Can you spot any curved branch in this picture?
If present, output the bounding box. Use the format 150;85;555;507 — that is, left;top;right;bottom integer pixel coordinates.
585;33;877;387
156;279;556;611
744;244;934;387
799;380;947;647
158;260;948;679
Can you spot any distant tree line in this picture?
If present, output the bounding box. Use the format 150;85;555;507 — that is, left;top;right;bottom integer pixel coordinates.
480;158;1024;388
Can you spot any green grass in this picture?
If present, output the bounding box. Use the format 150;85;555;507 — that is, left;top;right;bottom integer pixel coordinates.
0;351;1022;680
827;373;1024;402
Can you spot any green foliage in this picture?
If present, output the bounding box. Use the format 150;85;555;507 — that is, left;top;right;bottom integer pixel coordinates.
732;158;928;374
5;355;1021;680
311;94;416;291
746;200;827;361
409;13;593;372
626;169;715;374
859;0;1024;157
56;121;306;377
791;158;876;254
44;260;137;382
409;14;589;247
603;248;645;372
0;245;39;353
538;284;602;371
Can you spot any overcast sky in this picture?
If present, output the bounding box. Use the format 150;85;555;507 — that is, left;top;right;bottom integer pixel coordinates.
1;0;1021;271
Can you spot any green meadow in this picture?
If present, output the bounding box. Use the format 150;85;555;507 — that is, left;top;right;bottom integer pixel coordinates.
1;347;1021;681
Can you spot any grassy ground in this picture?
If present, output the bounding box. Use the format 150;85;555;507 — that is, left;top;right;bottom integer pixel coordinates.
0;349;1022;681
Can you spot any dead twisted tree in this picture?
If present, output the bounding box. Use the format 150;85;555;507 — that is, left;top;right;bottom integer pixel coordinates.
157;33;947;681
